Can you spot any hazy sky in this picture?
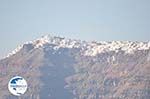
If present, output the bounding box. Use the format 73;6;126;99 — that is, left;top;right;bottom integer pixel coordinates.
0;0;150;58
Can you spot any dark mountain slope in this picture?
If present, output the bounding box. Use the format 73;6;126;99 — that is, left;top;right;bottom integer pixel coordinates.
0;36;150;99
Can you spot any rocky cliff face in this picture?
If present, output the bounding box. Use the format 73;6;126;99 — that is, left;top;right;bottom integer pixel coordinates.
0;35;150;99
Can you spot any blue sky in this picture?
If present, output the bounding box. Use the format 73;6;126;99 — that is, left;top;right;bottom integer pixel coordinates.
0;0;150;58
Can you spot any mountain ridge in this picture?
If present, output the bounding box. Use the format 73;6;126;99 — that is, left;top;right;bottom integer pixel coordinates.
0;35;150;99
3;35;150;59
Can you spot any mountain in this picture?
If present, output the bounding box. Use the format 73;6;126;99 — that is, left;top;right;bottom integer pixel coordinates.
0;35;150;99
